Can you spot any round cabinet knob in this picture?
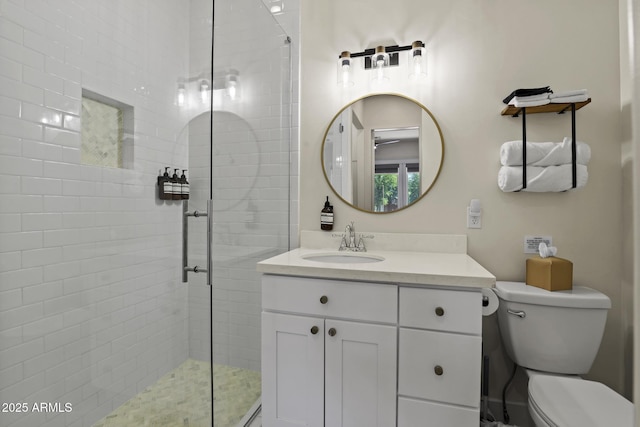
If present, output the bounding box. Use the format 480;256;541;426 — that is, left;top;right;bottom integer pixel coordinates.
434;365;444;376
328;328;337;337
310;326;319;335
435;307;445;317
320;295;328;304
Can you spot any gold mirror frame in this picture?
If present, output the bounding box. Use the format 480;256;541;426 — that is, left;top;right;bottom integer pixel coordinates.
321;93;444;214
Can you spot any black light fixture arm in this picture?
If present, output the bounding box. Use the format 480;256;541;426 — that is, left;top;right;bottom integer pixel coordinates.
339;41;425;59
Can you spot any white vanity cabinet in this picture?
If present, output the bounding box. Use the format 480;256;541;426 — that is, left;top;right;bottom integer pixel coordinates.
261;274;485;427
261;275;398;427
397;286;483;426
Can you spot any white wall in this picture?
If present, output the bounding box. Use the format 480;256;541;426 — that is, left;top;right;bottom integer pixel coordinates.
624;0;640;419
0;1;191;426
300;0;626;409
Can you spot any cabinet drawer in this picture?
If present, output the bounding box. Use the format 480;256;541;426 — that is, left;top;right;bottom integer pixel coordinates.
262;275;397;323
398;397;478;427
398;328;481;408
399;287;481;334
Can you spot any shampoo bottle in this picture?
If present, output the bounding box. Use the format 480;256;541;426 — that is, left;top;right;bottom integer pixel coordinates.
158;167;171;200
321;196;334;231
180;169;189;200
172;169;181;200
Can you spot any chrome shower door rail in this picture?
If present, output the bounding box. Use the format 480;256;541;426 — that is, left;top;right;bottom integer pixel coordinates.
182;200;213;286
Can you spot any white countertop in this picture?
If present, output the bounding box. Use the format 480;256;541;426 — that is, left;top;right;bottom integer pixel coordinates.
257;247;496;289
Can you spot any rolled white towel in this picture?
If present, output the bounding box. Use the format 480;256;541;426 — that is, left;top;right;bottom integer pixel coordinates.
500;137;591;166
549;89;588;99
498;164;588;192
549;94;589;103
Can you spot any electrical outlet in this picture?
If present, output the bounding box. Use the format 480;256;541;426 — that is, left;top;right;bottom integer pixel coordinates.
467;207;482;229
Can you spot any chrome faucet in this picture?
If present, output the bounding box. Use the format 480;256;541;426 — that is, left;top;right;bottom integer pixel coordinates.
339;222;366;252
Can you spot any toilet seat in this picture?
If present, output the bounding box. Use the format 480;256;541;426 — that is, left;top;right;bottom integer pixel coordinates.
528;375;633;427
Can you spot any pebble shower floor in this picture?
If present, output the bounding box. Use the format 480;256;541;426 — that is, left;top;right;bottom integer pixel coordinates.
92;359;261;427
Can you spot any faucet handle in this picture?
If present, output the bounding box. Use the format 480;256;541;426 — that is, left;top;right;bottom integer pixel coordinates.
339;235;348;251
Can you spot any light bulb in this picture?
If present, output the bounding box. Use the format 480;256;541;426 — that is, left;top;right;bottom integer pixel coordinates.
371;46;389;84
177;84;185;106
376;62;385;82
413;55;422;76
341;64;351;88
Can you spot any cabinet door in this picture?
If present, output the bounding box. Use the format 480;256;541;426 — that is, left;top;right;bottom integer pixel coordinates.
262;312;324;427
325;319;397;427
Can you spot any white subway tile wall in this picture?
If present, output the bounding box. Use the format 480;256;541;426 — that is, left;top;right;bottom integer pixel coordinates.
1;0;299;425
0;1;192;426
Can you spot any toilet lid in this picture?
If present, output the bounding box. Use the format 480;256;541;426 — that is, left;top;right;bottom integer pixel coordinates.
494;281;611;309
529;375;633;427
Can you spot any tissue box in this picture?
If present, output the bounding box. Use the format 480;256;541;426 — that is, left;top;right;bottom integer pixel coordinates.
526;256;573;291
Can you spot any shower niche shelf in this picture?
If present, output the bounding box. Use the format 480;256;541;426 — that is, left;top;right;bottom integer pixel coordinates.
500;99;591;190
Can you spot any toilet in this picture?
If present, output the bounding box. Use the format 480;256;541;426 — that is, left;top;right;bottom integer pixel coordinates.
494;281;634;427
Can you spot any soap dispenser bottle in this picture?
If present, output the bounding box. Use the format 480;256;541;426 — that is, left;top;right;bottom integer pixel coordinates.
171;169;181;200
321;196;334;231
180;169;189;200
158;167;171;200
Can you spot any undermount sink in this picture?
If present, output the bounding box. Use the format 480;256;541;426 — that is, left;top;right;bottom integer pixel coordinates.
301;253;385;264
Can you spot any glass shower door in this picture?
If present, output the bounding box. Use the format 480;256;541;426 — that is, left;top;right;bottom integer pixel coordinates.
205;0;293;425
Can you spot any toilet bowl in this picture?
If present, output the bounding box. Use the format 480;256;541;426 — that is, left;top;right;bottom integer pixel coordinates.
494;281;634;427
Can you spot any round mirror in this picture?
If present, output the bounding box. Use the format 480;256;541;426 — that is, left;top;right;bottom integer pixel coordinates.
321;94;444;213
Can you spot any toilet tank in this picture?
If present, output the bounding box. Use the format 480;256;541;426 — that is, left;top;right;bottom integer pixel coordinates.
494;281;611;375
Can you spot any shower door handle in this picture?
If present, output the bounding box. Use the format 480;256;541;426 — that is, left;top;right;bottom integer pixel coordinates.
182;200;213;286
206;199;213;287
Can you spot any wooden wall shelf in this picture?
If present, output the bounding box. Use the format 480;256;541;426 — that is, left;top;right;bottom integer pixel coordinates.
501;98;591;117
500;98;591;190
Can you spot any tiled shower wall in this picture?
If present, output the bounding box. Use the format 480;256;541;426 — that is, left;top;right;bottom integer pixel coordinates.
187;0;298;371
0;1;194;426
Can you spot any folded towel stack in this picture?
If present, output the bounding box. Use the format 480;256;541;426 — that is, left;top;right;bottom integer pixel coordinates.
498;137;591;192
549;89;589;104
503;87;589;107
503;86;553;107
511;93;551;108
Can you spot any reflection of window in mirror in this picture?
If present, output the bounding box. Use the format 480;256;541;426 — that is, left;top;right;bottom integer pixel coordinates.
372;127;420;212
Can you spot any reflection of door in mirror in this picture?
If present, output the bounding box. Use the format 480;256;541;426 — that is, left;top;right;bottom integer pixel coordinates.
323;110;350;200
372;128;420;212
324;107;365;205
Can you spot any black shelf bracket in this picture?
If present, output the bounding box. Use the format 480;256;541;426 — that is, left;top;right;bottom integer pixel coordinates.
517;103;578;190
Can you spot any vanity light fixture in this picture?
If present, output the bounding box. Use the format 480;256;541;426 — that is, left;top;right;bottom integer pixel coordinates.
337;51;354;87
409;41;427;80
371;46;390;85
337;41;426;87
